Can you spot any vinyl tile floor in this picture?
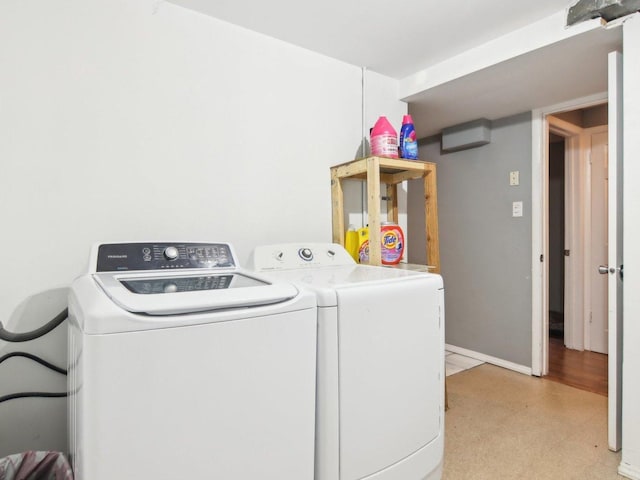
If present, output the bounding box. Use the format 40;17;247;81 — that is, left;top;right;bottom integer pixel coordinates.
443;363;625;479
445;350;484;376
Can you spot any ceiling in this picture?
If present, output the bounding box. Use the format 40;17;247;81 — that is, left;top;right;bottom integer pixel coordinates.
167;0;623;138
406;25;621;136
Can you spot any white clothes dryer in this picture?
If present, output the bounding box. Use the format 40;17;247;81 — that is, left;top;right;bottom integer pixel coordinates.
68;242;317;480
248;243;444;480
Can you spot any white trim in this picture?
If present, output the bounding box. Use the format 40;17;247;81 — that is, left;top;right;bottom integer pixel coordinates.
607;49;623;453
621;13;640;471
531;92;608;375
534;93;609;117
445;344;533;376
531;110;546;376
618;462;640;480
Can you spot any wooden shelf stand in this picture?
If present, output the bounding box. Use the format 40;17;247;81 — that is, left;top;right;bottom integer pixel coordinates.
330;156;440;272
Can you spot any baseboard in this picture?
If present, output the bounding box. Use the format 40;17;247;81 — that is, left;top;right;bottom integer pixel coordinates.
445;344;533;376
619;461;640;480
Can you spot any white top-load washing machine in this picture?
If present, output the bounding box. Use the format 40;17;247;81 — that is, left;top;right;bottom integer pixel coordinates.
68;242;317;480
247;243;445;480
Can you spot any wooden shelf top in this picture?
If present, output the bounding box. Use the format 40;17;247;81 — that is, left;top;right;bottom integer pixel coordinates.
331;156;436;185
331;156;434;175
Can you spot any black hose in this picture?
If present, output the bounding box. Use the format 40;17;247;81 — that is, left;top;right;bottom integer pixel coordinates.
0;308;68;342
0;351;67;375
0;391;67;404
0;309;71;406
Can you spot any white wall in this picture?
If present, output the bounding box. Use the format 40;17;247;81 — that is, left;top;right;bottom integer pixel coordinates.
342;70;409;230
0;0;404;457
621;13;640;480
343;70;410;256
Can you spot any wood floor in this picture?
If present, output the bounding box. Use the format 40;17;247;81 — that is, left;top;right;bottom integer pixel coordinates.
545;336;608;396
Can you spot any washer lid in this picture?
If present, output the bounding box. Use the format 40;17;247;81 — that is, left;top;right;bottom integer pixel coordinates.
93;270;299;315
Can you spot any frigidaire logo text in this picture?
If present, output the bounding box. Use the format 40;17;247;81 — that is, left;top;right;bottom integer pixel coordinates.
107;255;128;259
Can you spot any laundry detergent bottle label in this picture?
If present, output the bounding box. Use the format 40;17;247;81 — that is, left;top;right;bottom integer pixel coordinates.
380;223;405;265
371;116;398;158
357;226;370;263
399;114;418;159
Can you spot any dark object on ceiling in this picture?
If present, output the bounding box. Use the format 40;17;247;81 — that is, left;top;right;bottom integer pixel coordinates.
567;0;640;26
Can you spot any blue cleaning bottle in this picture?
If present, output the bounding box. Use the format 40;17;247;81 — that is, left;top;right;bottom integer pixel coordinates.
399;114;418;159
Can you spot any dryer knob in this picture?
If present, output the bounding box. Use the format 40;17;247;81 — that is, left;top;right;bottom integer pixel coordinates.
298;248;314;261
164;246;179;261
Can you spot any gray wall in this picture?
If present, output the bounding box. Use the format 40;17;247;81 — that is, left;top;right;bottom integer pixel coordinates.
408;112;533;367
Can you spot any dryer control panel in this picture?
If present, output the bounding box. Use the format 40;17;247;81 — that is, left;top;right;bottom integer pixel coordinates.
248;243;355;271
95;242;236;272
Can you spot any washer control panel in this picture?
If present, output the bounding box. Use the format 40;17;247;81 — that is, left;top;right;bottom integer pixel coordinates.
95;242;236;272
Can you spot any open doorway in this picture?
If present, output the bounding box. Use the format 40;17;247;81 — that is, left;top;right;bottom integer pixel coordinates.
544;104;609;396
548;133;565;342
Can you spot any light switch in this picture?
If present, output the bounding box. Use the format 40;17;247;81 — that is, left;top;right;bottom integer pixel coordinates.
512;201;523;217
509;171;520;186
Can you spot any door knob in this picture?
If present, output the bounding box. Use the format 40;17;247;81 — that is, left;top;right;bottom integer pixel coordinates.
599;265;624;278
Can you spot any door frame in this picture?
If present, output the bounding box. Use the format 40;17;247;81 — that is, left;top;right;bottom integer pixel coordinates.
547;116;584;352
531;92;607;376
547;120;609;353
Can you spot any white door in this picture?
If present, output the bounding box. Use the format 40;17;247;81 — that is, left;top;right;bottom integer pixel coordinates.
606;51;623;452
589;131;608;354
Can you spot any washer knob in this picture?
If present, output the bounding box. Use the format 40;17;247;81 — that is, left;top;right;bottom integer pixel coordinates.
164;246;179;261
163;282;178;293
298;248;314;261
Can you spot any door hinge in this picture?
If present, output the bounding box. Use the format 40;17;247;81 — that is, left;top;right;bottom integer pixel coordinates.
564;249;570;256
540;254;544;262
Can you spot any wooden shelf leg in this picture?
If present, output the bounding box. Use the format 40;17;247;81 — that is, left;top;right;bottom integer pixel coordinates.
424;169;441;273
366;157;382;265
331;168;345;245
387;183;398;223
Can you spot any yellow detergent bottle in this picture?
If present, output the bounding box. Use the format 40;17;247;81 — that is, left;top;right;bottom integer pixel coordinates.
357;226;370;264
344;225;359;262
